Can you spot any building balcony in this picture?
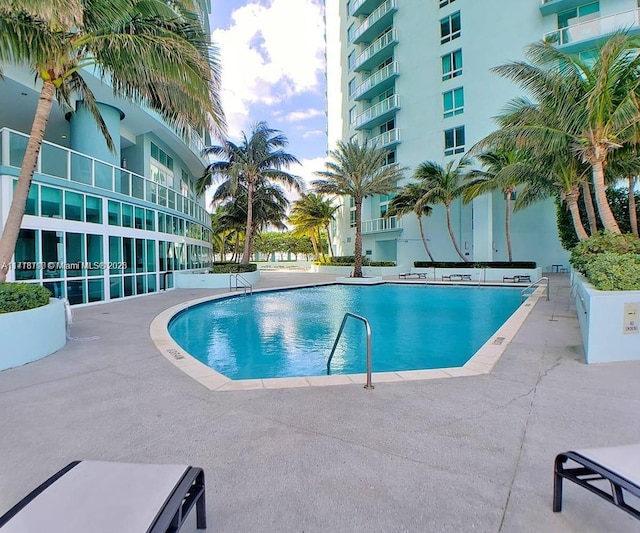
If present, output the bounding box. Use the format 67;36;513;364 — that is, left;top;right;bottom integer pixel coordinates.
351;62;399;101
366;128;401;150
351;0;397;45
362;215;401;234
353;95;400;130
350;0;384;19
543;9;640;48
540;0;594;17
1;128;209;226
351;29;398;72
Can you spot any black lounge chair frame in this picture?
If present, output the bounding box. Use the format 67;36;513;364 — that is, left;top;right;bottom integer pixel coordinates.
0;460;206;532
553;450;640;520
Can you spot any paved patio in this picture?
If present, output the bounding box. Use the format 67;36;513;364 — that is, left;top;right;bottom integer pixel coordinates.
0;272;639;532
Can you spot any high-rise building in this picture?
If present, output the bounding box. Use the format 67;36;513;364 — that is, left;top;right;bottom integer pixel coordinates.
0;5;216;304
326;0;638;270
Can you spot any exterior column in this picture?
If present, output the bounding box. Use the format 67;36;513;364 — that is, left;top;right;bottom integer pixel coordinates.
68;102;124;166
472;194;493;261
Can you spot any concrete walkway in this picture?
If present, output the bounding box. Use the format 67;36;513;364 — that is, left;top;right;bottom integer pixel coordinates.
1;273;639;532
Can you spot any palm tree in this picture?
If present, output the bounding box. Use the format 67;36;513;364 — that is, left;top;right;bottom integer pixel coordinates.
414;159;470;262
290;193;340;260
488;34;640;234
386;183;435;261
463;149;540;261
0;0;224;281
197;122;302;264
313;140;403;277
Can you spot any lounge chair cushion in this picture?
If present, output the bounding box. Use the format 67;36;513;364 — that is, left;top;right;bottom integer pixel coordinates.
573;444;640;486
0;460;205;532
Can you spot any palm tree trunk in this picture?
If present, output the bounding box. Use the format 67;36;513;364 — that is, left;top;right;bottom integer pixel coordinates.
309;232;319;259
566;189;589;240
591;158;621;233
580;181;598;235
416;216;435;261
353;198;363;277
0;81;56;282
505;191;513;262
233;233;240;261
445;204;468;262
241;181;255;263
324;223;335;258
629;176;638;236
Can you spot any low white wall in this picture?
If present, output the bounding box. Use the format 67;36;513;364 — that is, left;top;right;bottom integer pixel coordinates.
0;298;66;370
574;274;640;363
174;270;260;289
412;267;542;282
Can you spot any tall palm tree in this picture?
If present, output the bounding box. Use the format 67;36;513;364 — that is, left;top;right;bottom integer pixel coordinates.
463;149;539;261
313;140;403;277
488;34;640;234
386;183;435;261
0;0;224;281
197;122;302;264
414;159;470;262
290;193;340;260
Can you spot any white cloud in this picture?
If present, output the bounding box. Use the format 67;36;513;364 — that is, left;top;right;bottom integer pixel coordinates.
212;0;325;137
285;156;327;201
283;108;324;122
302;129;324;139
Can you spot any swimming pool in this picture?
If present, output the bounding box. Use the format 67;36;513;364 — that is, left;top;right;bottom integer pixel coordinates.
168;284;522;380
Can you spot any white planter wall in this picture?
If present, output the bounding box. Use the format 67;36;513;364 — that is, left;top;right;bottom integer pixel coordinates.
574;274;640;363
174;270;260;289
0;298;66;370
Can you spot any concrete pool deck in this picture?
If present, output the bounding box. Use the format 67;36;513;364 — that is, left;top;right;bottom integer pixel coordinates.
1;272;639;532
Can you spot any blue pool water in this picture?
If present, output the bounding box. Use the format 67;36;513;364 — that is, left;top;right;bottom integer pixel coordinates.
168;284;522;380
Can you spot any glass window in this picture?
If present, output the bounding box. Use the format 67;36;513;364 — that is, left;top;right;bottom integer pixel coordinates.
87;234;103;277
43;280;63;299
42;230;63;278
122;203;133;228
110;276;123;299
146;209;155;231
86;195;102;224
135;207;144;229
440;12;461;44
146;240;156;273
123;237;134;274
439;0;454;7
558;2;599;28
443;87;464;118
348;78;356;97
158;213;166;233
147;274;156;293
64;191;84;221
23;182;39;216
444;125;465;156
109;236;123;274
442;49;462;81
135;274;146;295
15;229;38;280
123;275;134;296
136;238;145;273
66;232;85;277
41;186;62;218
87;279;104;302
108;200;121;226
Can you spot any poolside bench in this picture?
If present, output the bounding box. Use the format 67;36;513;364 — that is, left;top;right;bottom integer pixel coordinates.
0;460;206;532
503;275;531;283
553;444;640;520
398;272;428;279
442;274;472;281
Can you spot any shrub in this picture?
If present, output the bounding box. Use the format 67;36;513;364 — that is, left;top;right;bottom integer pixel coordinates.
0;283;52;314
311;259;396;267
570;232;640;274
210;262;257;274
413;261;536;269
583;253;640;291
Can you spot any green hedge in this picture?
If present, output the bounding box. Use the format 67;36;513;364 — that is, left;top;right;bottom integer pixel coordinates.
312;258;396;267
413;261;537;269
209;262;257;274
570;232;640;275
0;283;52;314
583;253;640;291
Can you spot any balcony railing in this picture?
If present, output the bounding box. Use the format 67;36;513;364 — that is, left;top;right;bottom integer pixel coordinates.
351;61;399;100
1;128;209;226
351;29;398;72
543;9;640;46
366;128;400;149
353;95;400;130
351;0;396;43
362;216;400;233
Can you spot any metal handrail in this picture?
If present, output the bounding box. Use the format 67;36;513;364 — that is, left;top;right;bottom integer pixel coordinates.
521;276;549;302
229;273;253;296
327;312;373;390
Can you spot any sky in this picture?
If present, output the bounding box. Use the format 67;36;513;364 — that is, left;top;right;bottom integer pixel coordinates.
208;0;328;195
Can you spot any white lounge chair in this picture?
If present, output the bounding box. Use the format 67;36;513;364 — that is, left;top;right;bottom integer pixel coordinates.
0;460;206;532
553;444;640;520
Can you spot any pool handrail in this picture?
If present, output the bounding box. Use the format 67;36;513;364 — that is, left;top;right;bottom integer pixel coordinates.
229;273;253;296
327;312;373;390
521;276;549;302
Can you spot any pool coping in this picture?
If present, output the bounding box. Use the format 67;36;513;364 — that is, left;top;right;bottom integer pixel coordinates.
149;281;546;391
